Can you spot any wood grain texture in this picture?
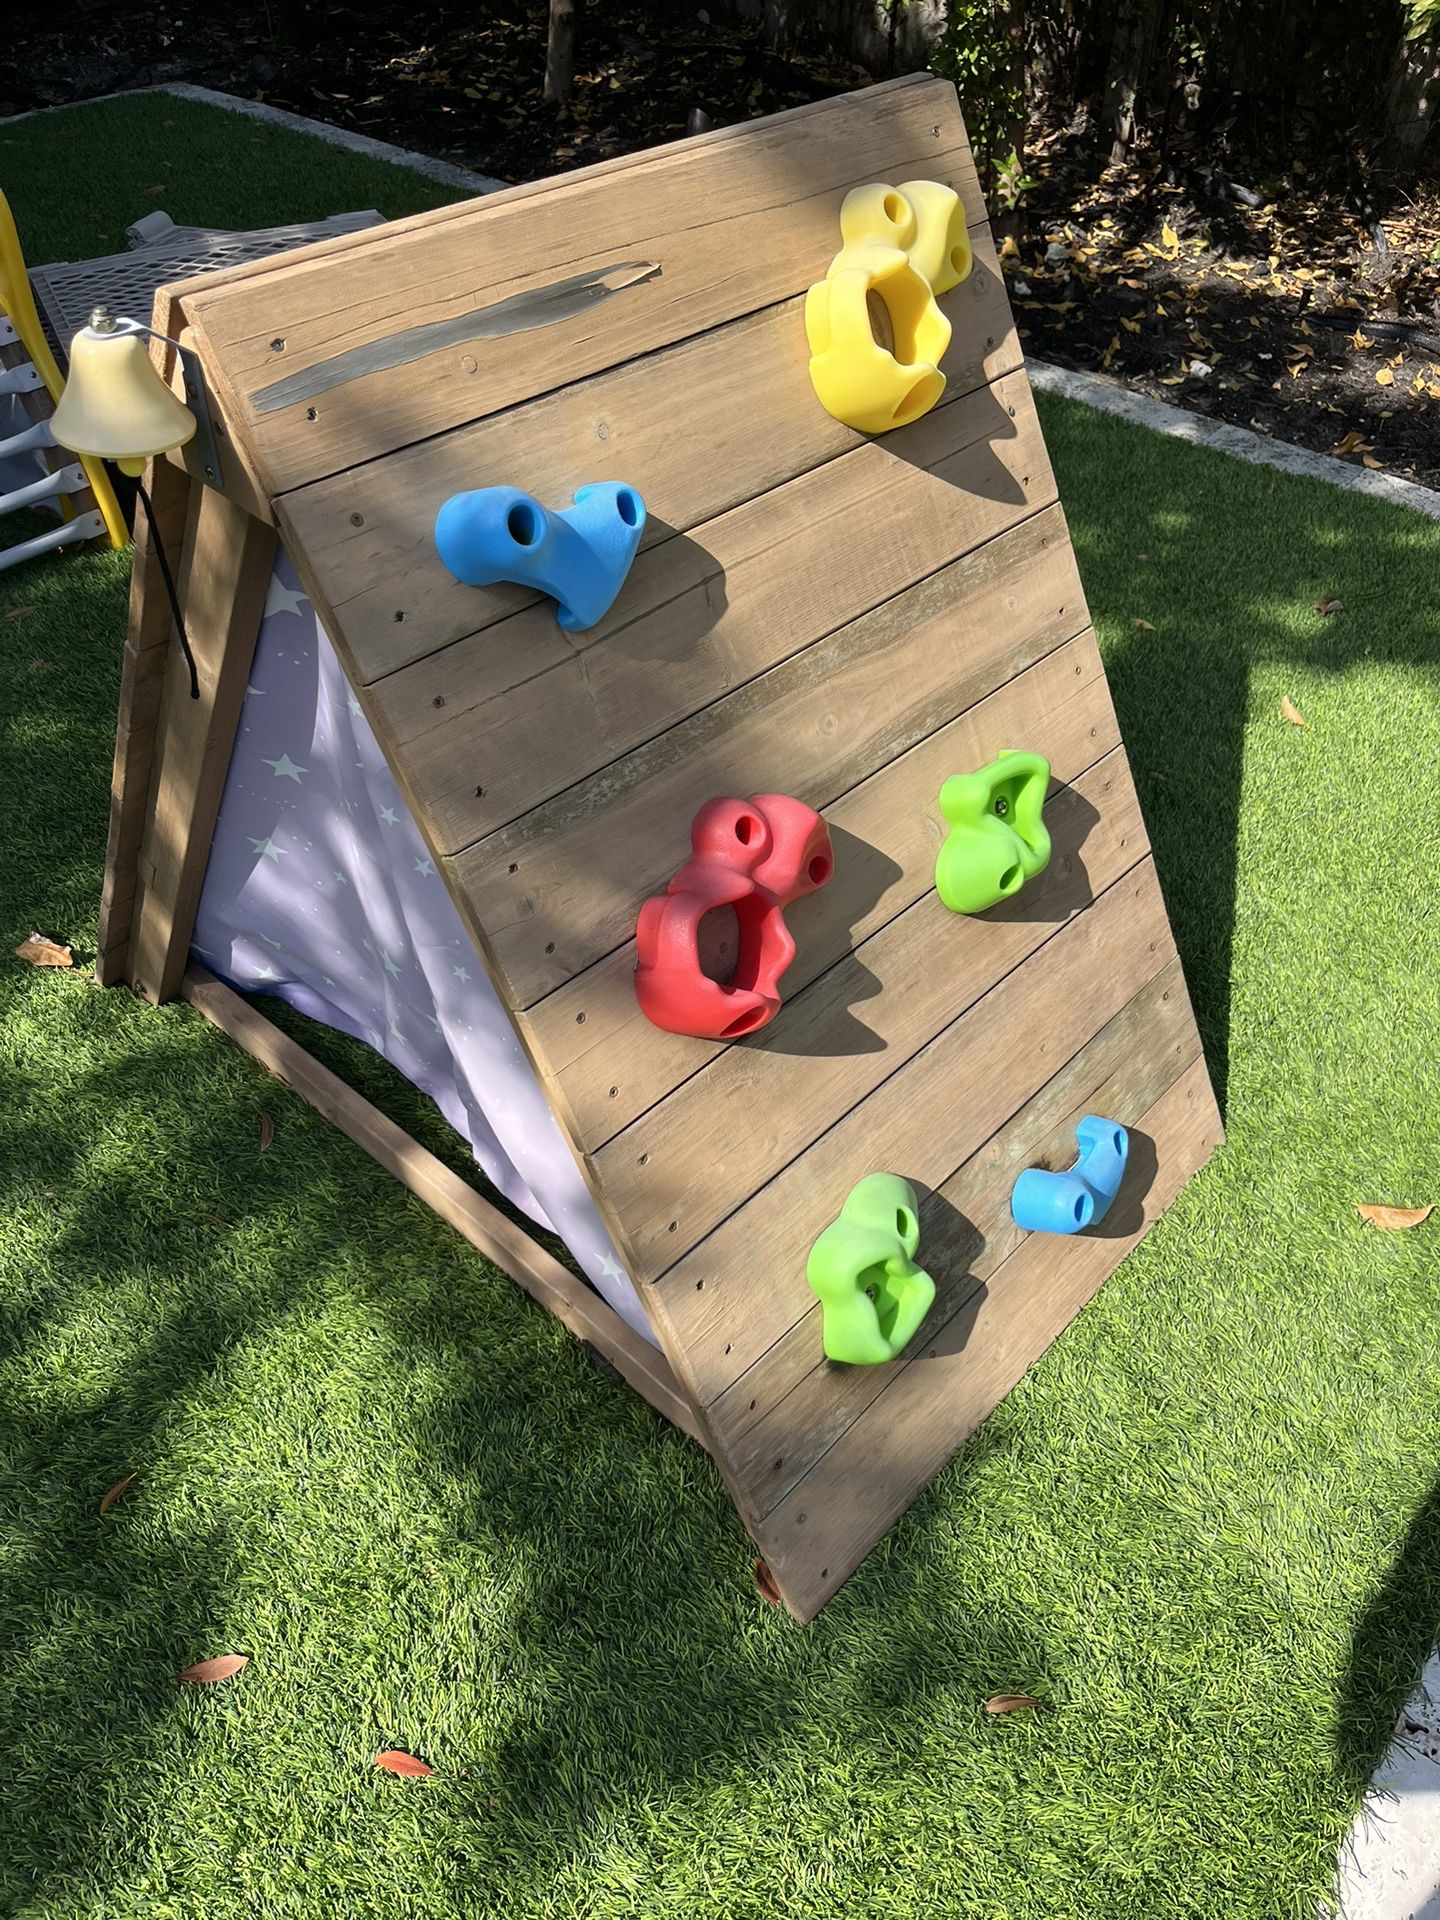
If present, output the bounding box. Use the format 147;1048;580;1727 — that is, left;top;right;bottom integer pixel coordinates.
522;639;1115;1152
97;458;193;984
601;791;1159;1282
180;967;701;1446
185;76;978;495
751;1055;1223;1620
370;364;1052;861
465;504;1084;1011
279;231;1016;685
719;959;1201;1515
643;839;1169;1397
126;489;276;1003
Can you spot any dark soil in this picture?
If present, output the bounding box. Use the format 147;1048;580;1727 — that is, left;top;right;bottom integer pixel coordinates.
0;0;872;183
1015;111;1440;491
4;0;1438;489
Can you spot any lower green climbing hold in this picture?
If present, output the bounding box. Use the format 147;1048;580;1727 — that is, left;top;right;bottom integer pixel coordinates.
935;749;1052;914
806;1173;937;1365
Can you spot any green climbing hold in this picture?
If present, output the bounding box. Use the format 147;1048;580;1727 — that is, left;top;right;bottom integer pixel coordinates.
806;1173;937;1365
935;750;1052;914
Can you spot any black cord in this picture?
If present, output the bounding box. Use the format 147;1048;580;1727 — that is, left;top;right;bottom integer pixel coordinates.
135;477;199;700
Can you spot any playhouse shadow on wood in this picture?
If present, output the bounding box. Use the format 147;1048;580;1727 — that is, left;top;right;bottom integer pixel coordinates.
100;74;1222;1621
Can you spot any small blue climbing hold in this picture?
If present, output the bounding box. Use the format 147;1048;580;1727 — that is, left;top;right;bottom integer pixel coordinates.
1010;1115;1129;1234
433;481;646;632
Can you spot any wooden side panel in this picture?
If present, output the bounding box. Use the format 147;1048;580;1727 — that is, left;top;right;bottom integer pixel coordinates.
278;233;1016;685
97;459;193;985
750;1058;1223;1621
185;76;977;495
126;490;277;1003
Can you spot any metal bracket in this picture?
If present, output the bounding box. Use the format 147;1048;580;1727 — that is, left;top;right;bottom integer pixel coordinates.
174;339;224;489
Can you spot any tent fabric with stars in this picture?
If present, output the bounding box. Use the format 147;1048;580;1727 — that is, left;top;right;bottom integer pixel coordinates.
193;553;650;1339
97;75;1220;1620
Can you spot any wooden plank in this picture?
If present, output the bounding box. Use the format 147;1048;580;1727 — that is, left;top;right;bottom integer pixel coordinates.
180;966;704;1448
96;457;193;985
278;229;1016;685
718;959;1201;1514
466;502;1083;1010
753;1056;1223;1620
599;795;1159;1281
161;324;275;527
523;642;1116;1153
380;363;1052;865
644;840;1168;1392
184;77;979;495
126;489;277;1004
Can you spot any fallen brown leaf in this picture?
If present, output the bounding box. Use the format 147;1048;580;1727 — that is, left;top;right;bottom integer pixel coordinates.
1362;455;1383;471
4;605;35;621
16;933;73;968
1330;430;1372;457
1375;366;1395;387
197;1210;232;1228
1281;696;1307;727
999;234;1019;263
1131;617;1156;631
1356;1204;1433;1231
258;1113;275;1152
1313;598;1344;615
376;1749;433;1777
178;1654;249;1685
99;1473;135;1514
985;1694;1043;1715
753;1557;782;1605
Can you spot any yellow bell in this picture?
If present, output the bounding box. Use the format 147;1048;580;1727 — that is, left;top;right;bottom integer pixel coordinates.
51;311;196;478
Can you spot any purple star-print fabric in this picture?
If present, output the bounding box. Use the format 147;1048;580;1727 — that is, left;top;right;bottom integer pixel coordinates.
192;551;655;1342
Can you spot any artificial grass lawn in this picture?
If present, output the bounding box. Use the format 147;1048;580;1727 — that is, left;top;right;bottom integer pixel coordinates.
1;90;459;266
4;93;1440;1920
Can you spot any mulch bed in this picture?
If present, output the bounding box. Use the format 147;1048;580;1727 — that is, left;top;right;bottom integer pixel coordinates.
5;0;1438;488
1015;116;1440;491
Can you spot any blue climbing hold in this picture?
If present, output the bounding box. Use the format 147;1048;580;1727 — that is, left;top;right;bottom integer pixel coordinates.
434;481;646;632
1010;1115;1129;1234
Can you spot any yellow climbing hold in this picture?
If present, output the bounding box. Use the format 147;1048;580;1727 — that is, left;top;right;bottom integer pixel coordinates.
805;178;973;435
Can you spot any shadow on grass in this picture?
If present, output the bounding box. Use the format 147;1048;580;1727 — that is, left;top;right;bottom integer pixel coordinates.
1037;387;1440;1121
1337;1479;1440;1798
0;1000;1057;1913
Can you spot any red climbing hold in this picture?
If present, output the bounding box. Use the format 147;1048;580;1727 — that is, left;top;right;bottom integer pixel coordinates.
634;794;833;1039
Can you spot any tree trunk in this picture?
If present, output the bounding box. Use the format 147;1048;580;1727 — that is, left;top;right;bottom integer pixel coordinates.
1386;28;1440;167
544;0;577;105
1103;0;1156;162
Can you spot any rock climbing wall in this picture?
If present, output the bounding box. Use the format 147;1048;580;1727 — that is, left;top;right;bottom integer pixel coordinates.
160;73;1221;1617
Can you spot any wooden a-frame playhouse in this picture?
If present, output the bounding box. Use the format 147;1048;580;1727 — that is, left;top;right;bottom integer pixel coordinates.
98;74;1222;1621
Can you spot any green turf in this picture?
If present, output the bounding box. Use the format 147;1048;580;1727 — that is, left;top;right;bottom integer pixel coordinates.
1;90;458;267
4;94;1440;1920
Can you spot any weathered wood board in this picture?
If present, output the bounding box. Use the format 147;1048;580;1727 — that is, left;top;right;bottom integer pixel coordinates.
121;72;1221;1619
